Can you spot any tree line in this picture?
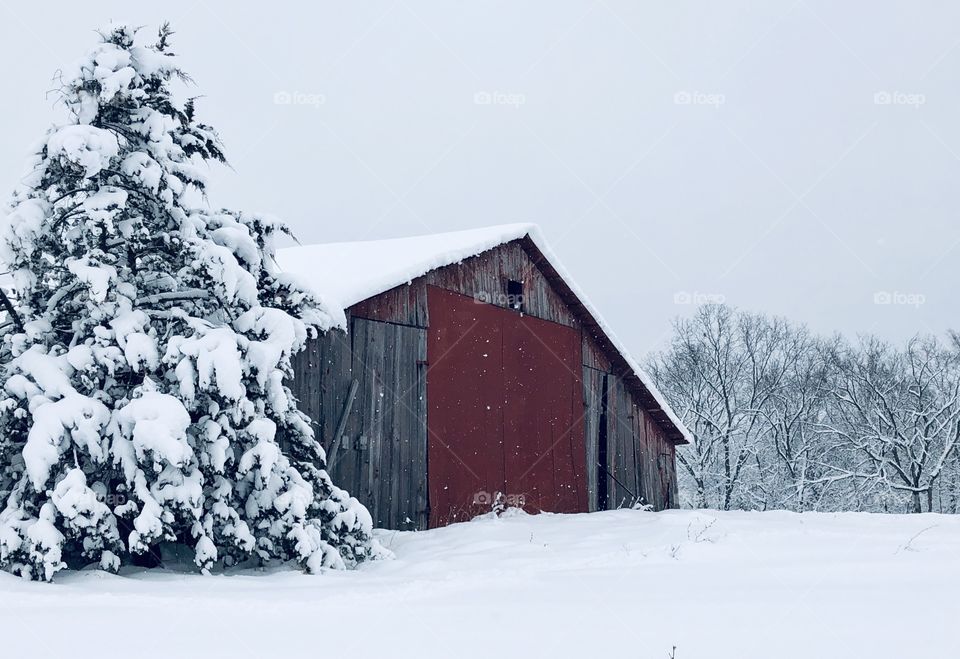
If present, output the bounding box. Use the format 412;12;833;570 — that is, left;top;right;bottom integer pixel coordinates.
647;305;960;513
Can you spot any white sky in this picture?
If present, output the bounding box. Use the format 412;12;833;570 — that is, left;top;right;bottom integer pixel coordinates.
2;1;958;356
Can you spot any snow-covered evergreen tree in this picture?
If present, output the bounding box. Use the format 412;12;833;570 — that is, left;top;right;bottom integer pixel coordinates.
0;23;383;581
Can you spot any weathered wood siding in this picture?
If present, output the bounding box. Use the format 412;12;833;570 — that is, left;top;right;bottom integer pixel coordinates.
582;366;605;512
289;326;353;455
290;315;428;530
581;346;679;511
337;317;428;530
349;283;427;328
582;330;612;372
423;242;577;327
348;241;577;329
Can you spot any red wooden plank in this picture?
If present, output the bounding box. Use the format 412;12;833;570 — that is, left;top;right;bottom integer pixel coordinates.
426;286;506;527
502;313;585;514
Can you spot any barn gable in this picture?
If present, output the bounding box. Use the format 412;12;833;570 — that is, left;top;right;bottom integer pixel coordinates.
279;225;688;529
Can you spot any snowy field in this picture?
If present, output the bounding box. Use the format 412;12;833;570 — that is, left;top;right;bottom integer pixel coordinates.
1;509;957;659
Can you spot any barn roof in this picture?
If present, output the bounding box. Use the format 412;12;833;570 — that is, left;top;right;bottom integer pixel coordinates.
277;224;692;444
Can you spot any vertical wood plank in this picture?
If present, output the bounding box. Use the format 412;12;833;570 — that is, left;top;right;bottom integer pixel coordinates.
582;366;599;513
414;330;429;529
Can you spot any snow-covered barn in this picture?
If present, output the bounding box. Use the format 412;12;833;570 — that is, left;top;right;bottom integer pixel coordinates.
278;225;691;530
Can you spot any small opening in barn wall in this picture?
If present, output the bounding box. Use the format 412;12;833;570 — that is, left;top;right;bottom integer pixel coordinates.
506;279;524;312
597;373;610;511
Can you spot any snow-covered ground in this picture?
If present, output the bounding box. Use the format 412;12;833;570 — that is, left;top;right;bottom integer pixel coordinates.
1;509;956;658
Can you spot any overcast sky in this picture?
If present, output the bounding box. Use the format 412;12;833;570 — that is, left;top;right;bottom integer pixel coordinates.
2;1;958;356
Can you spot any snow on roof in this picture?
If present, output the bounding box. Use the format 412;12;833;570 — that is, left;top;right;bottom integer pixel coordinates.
277;224;692;444
278;223;537;310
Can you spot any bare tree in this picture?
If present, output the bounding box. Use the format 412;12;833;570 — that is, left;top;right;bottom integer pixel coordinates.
749;330;839;511
649;304;960;514
824;336;960;513
649;306;791;510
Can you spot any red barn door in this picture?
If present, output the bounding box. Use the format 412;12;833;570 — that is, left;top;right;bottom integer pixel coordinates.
426;286;586;527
